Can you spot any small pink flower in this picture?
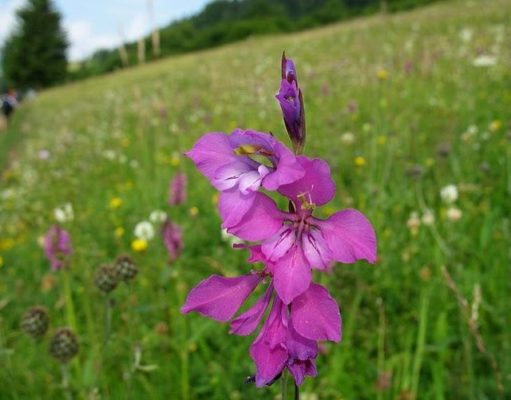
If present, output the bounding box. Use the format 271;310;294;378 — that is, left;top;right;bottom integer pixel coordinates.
162;218;183;262
43;225;72;270
168;172;187;206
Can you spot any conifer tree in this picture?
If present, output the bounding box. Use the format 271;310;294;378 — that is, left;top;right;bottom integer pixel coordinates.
2;0;68;89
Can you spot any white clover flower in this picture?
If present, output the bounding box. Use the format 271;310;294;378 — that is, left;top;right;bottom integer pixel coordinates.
54;203;74;223
149;210;168;223
440;185;458;203
459;28;473;43
473;55;497;67
406;212;421;234
221;228;243;246
421;209;435;226
447;207;463;222
134;221;155;241
103;150;117;160
1;188;16;200
341;132;355;145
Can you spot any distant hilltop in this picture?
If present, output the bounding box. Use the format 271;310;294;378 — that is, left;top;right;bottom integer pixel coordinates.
69;0;441;82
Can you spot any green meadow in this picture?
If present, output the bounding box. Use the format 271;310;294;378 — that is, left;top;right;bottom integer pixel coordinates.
0;0;510;398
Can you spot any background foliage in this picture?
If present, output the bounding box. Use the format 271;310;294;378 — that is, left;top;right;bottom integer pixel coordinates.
69;0;440;81
0;0;510;398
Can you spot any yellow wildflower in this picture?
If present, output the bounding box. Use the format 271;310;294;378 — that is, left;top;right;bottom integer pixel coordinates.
109;197;123;209
377;135;387;145
114;227;125;238
489;120;502;132
0;238;15;251
354;156;366;167
131;239;148;252
121;137;131;147
170;152;181;167
189;206;199;217
377;69;389;80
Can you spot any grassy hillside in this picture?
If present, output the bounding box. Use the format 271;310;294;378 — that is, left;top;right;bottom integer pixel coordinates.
1;0;510;398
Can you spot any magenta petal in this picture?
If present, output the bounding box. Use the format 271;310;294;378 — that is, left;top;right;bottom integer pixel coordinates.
278;156;335;206
286;322;318;361
315;209;377;264
230;285;273;336
250;297;288;387
218;189;256;229
261;226;295;262
301;228;332;270
250;337;288;387
261;141;305;191
229;128;304;191
181;274;262;322
291;283;341;342
288;359;317;386
273;246;311;305
213;161;252;191
227;193;284;241
185;132;236;182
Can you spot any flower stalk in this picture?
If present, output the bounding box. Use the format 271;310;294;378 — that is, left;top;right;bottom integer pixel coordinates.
180;53;377;391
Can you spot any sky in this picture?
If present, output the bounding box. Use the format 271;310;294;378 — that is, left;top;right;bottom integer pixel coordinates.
0;0;211;61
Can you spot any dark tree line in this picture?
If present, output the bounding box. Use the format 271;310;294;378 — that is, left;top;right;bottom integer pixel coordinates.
0;0;439;88
71;0;439;81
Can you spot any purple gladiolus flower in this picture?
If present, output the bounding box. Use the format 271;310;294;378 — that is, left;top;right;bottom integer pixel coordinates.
181;53;378;389
168;172;187;206
222;156;377;304
162;218;183;262
186;128;304;227
43;224;72;270
181;271;341;386
276;53;306;154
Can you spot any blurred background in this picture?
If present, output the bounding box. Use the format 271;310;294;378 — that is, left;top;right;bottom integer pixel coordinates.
0;0;510;399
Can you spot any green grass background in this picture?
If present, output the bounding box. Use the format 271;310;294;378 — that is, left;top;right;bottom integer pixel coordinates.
0;0;510;398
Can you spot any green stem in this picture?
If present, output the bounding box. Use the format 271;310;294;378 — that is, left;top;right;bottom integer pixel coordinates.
103;295;113;348
294;383;300;400
281;371;288;400
178;283;190;400
62;269;77;330
61;363;72;400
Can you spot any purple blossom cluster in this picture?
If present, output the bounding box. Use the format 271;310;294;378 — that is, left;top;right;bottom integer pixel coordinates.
181;54;377;387
43;224;72;270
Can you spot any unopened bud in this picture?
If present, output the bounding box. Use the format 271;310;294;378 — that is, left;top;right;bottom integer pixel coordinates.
95;264;119;293
276;52;306;154
114;255;138;282
49;327;79;363
21;306;49;339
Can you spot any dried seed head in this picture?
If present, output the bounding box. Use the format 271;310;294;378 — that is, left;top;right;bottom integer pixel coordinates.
94;264;119;293
49;328;79;363
20;306;49;339
114;255;138;282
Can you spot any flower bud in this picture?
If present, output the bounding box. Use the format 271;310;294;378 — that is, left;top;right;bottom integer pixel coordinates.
21;306;49;339
114;255;138;282
94;264;119;293
49;328;79;363
276;52;306;154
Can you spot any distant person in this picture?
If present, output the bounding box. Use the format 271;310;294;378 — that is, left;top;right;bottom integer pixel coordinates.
1;89;19;120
